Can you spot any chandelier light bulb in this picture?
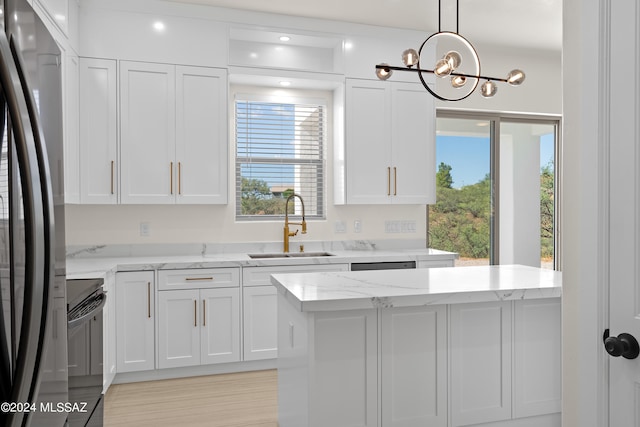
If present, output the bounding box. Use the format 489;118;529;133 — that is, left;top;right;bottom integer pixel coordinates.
507;69;526;86
444;51;462;70
402;49;420;67
451;75;467;88
434;58;453;77
376;63;393;80
481;80;498;97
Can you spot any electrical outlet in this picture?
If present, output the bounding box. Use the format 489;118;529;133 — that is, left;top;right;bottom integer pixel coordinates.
354;220;362;233
401;220;417;233
334;221;346;233
385;220;400;233
140;222;150;237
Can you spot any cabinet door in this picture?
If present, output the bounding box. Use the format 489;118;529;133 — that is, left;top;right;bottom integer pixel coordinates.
120;61;176;203
450;301;512;427
200;288;240;364
381;305;447;427
345;79;392;204
79;58;118;204
116;271;155;372
391;82;436;204
309;309;378;427
176;66;228;204
158;289;200;369
242;285;277;361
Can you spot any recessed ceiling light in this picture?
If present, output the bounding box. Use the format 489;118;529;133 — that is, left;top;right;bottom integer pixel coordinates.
250;52;258;59
279;81;291;87
153;21;165;31
279;36;291;42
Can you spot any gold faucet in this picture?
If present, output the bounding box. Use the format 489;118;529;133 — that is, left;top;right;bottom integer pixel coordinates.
284;193;307;253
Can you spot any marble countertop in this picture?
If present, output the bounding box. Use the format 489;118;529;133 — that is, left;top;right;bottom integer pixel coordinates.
271;264;562;312
65;247;458;280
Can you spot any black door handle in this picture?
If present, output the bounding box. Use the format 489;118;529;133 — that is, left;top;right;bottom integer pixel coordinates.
603;329;640;359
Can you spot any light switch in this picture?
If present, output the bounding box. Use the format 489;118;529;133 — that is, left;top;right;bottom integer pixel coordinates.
140;222;150;237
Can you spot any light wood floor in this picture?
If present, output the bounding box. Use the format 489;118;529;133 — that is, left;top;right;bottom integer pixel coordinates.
104;369;278;427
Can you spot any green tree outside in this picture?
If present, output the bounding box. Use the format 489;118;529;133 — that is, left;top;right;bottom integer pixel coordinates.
429;162;554;262
240;177;294;215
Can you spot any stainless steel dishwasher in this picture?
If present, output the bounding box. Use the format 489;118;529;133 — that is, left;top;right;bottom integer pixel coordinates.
350;261;416;271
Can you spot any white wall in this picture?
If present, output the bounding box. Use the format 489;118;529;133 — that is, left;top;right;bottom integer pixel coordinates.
67;0;561;246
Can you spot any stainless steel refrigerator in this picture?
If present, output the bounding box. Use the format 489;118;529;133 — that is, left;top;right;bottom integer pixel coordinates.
0;0;68;426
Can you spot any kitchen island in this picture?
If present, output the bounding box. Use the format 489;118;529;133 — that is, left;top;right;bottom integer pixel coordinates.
271;264;562;427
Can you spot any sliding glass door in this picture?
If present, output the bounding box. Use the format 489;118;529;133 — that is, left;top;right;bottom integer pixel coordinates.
429;114;559;269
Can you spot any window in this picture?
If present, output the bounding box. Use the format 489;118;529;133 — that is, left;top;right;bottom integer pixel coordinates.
234;94;326;220
429;113;560;270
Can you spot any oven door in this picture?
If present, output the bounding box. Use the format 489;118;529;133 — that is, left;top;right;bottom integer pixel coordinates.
67;283;105;427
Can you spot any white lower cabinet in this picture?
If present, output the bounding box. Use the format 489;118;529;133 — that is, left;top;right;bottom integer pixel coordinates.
242;286;277;361
278;297;561;427
450;301;513;427
157;268;241;369
381;305;447;427
116;271;155;373
242;264;349;361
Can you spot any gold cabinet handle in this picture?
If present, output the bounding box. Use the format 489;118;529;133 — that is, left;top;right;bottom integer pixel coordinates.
194;300;197;327
185;277;214;281
170;162;174;194
178;162;182;195
147;282;151;318
111;160;114;195
387;167;391;196
394;167;397;196
203;300;206;327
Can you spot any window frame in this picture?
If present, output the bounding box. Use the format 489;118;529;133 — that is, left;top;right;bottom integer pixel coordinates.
233;91;328;221
432;110;562;270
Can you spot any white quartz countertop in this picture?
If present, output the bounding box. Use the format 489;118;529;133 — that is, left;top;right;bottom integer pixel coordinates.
271;264;562;312
65;248;457;280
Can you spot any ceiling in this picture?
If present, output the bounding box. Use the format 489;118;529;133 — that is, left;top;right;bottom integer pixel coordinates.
163;0;562;52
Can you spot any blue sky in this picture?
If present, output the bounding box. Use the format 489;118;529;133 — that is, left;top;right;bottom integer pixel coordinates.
436;133;555;189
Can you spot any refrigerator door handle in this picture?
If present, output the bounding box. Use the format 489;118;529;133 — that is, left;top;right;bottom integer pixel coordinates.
0;31;52;427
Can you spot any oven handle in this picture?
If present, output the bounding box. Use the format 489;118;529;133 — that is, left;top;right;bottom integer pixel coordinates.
67;293;107;330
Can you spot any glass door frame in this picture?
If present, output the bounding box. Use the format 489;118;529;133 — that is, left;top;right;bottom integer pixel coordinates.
434;109;562;270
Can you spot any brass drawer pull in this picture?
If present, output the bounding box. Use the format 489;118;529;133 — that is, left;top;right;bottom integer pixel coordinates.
147;282;151;318
387;167;391;195
394;167;397;196
170;162;174;194
178;162;182;195
194;300;197;327
203;300;206;326
111;160;114;194
185;277;214;281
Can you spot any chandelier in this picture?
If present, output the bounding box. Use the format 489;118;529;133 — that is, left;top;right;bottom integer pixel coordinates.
375;0;525;101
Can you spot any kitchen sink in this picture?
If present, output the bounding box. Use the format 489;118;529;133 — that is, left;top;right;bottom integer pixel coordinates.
248;252;334;259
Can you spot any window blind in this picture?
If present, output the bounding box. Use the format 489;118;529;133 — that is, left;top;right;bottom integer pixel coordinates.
235;97;326;219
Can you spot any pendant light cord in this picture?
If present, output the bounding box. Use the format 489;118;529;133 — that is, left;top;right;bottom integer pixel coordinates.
439;0;460;33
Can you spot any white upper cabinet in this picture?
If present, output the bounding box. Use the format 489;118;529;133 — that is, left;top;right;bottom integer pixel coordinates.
120;61;228;204
175;66;228;204
79;58;118;204
341;79;435;205
120;61;176;204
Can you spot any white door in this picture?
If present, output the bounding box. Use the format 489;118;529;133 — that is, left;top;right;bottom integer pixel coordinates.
242;285;277;361
200;288;240;364
157;289;200;369
175;66;228;204
79;58;118;204
115;271;155;372
391;82;435;204
120;61;176;203
345;79;391;204
605;0;640;424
